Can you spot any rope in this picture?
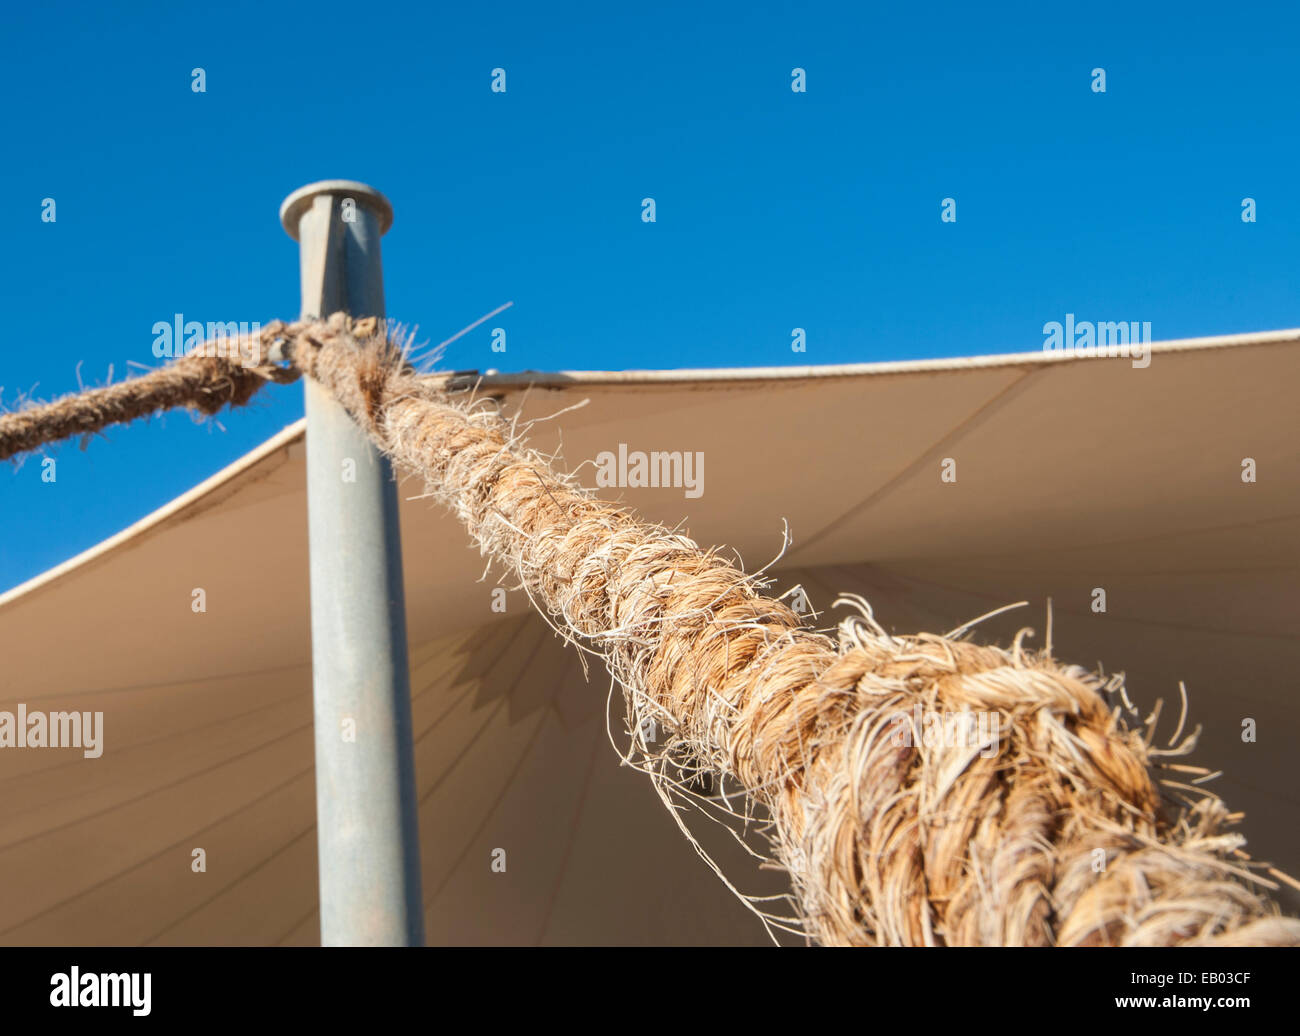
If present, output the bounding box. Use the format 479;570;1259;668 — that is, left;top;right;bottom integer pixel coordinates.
4;314;1298;946
0;342;297;462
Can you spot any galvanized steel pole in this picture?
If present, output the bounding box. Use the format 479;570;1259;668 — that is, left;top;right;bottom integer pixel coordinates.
280;180;424;947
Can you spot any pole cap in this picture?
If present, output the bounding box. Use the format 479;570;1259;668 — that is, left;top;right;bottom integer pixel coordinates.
280;180;394;240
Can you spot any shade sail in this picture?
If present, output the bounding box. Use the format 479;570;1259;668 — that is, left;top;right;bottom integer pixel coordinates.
2;327;1298;944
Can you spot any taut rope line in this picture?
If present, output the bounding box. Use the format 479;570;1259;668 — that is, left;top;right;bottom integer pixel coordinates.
3;314;1297;946
0;338;298;462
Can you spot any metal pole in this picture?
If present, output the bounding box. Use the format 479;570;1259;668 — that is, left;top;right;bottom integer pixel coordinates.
280;180;424;947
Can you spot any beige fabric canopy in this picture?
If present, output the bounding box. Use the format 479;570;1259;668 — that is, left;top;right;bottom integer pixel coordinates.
1;328;1297;945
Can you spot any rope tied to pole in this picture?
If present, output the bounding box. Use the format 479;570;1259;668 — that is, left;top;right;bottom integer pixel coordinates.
4;314;1298;945
0;337;298;461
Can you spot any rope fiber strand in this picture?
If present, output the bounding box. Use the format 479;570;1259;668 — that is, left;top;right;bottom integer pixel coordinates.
4;314;1298;946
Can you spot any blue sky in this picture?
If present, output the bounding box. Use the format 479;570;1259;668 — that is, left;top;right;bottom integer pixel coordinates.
2;0;1297;590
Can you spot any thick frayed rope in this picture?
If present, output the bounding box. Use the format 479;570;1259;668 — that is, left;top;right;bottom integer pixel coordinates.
284;315;1300;947
5;315;1298;946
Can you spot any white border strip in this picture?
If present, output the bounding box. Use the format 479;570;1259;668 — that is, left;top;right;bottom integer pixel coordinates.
463;326;1300;390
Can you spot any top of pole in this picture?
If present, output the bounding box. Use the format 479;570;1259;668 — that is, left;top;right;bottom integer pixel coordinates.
280;180;394;240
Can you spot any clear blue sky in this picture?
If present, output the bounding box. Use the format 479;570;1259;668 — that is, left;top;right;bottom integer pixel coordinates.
2;0;1297;591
